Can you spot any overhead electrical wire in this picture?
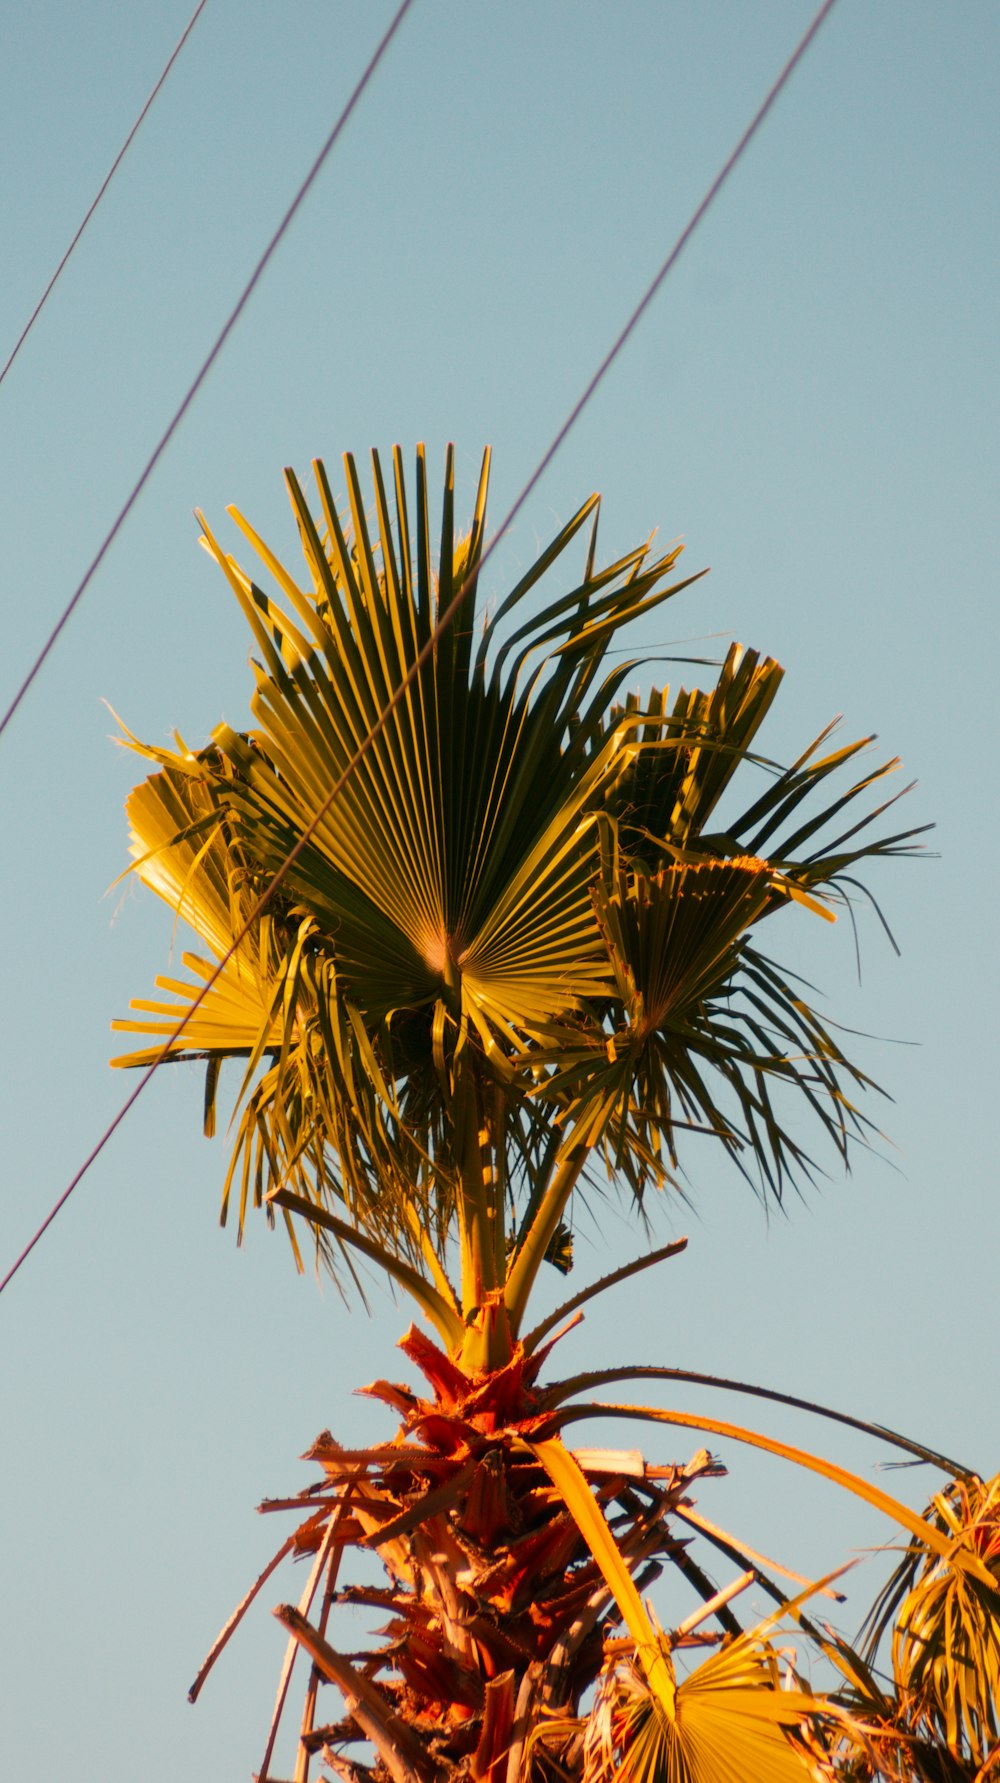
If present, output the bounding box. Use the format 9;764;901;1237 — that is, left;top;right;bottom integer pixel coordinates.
0;0;417;745
0;0;840;1301
0;0;208;393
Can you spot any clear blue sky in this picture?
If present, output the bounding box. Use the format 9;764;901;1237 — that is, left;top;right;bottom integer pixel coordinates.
1;3;997;1776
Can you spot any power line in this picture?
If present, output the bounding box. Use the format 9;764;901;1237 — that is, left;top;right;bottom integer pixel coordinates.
0;0;840;1302
0;0;417;746
0;0;208;394
498;0;840;540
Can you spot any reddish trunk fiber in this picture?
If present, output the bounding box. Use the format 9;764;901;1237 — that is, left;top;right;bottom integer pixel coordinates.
257;1327;716;1783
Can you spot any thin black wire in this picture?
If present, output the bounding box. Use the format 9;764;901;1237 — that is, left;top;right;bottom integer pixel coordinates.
0;0;840;1301
0;0;416;745
0;0;208;393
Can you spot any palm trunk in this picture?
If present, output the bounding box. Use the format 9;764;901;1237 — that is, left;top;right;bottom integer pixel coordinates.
264;1326;700;1783
453;1064;515;1375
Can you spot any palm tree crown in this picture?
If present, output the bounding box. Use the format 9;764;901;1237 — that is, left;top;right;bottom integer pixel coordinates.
113;443;920;1369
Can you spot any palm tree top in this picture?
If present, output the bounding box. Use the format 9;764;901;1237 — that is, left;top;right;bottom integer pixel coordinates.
111;445;926;1355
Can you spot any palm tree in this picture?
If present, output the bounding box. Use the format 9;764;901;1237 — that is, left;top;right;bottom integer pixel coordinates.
112;446;999;1783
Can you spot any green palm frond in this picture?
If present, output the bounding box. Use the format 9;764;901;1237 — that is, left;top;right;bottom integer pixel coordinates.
526;857;877;1211
110;748;457;1276
595;642;785;860
194;447;693;1038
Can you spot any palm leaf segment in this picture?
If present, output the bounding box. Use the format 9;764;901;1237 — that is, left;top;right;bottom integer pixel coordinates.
583;1626;837;1783
112;446;923;1337
855;1472;1000;1772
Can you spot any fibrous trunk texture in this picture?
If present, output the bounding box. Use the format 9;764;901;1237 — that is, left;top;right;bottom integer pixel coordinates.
254;1326;720;1783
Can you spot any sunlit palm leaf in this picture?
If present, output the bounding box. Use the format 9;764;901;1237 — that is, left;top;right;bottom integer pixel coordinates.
536;1427;841;1781
195;448;693;1037
532;856;875;1205
111;751;452;1269
860;1474;1000;1771
596;642;785;860
587;1633;837;1783
109;760;285;1085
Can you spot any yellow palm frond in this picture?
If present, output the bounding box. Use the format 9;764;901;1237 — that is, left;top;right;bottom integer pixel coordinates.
861;1473;1000;1771
585;1632;837;1783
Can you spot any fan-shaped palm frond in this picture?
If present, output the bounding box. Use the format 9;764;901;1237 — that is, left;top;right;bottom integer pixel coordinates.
528;1436;844;1782
858;1474;1000;1772
535;853;865;1208
583;1629;838;1783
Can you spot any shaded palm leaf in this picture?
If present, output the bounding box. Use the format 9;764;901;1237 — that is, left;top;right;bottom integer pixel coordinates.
529;857;877;1211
